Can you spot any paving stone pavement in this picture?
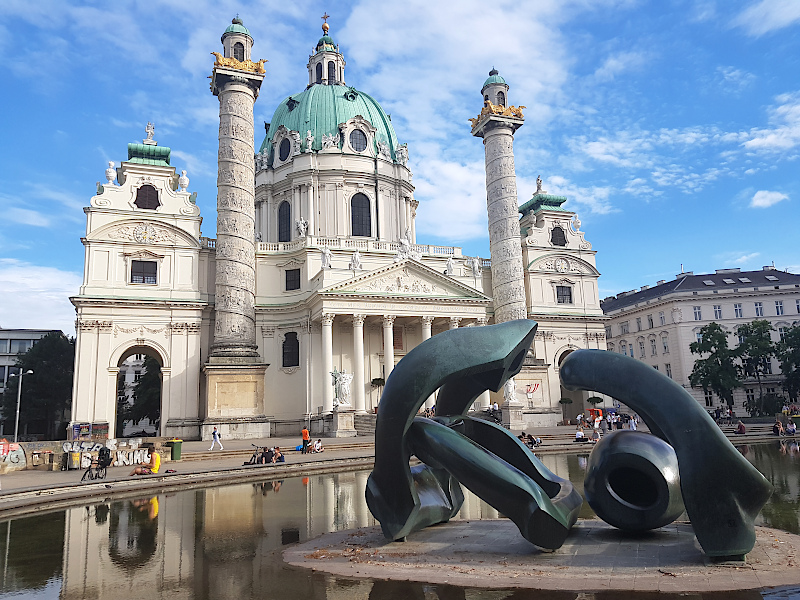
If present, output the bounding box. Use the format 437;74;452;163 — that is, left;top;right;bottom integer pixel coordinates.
285;519;800;593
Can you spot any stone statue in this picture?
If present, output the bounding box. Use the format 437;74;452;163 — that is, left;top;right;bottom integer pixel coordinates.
330;367;353;408
179;170;189;191
105;161;117;186
255;232;262;242
572;216;582;231
145;122;155;141
503;377;516;404
321;245;332;269
349;249;362;271
396;144;409;166
468;256;481;278
404;227;412;244
296;218;309;237
305;130;314;153
536;175;543;194
445;256;455;276
377;141;391;160
394;238;412;263
322;132;340;149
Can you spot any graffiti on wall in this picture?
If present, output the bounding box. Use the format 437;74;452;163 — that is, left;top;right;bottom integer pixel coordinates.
62;441;152;468
0;439;27;472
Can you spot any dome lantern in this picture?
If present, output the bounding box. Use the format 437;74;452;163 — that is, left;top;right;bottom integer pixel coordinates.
481;67;510;107
221;16;253;63
307;13;346;87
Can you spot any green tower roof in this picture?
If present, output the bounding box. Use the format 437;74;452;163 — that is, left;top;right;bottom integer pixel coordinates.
222;18;252;40
259;84;399;161
316;34;337;52
519;193;569;217
482;68;507;91
127;143;171;166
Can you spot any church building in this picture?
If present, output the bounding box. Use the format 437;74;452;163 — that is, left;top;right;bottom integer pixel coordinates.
70;18;606;440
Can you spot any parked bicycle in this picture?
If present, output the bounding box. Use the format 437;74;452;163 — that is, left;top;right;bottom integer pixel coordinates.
81;447;113;482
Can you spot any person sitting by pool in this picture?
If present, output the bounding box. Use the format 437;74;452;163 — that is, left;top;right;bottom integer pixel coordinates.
130;445;161;476
312;439;324;453
272;447;285;463
574;426;586;442
258;447;274;464
773;420;785;436
786;420;797;436
526;433;542;448
735;420;746;435
590;429;601;444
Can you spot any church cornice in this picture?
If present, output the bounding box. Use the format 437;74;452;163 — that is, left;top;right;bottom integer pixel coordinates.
71;295;209;310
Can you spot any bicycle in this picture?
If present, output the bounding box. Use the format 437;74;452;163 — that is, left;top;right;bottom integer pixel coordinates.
81;447;113;482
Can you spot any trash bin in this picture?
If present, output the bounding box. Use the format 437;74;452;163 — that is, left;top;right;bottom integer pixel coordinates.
166;439;183;461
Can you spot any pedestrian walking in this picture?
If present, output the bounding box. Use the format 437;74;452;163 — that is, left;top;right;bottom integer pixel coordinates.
301;426;310;454
209;426;224;451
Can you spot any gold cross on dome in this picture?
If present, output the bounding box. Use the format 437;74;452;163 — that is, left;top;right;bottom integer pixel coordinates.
321;12;330;23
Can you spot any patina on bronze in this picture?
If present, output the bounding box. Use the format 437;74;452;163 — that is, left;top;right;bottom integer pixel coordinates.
366;320;582;550
560;349;772;559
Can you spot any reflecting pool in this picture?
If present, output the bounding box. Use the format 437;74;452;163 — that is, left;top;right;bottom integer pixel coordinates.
0;441;798;599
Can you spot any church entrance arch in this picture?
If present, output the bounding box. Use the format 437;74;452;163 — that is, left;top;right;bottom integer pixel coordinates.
556;348;584;423
115;344;165;438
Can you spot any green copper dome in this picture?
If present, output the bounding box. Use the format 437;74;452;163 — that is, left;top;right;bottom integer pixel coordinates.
259;84;399;162
316;34;336;52
222;18;252;40
482;68;507;91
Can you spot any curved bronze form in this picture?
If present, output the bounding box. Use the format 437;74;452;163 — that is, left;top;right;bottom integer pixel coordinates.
584;430;684;532
560;350;772;559
366;320;582;549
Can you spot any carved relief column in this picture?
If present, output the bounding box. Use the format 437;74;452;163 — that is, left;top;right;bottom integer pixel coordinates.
471;100;526;325
210;58;264;358
321;314;335;413
421;316;435;409
382;315;396;381
352;315;366;413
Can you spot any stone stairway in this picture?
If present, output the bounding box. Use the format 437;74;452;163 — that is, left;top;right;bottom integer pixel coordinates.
354;413;377;436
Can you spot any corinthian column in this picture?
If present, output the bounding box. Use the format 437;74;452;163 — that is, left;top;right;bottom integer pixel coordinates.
352;315;366;413
471;103;527;324
210;64;265;357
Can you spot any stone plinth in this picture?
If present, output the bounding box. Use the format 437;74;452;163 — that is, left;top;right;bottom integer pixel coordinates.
324;408;357;438
285;519;800;593
501;402;525;431
202;360;269;439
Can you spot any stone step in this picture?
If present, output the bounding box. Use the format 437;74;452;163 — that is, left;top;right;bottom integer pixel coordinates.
181;441;375;463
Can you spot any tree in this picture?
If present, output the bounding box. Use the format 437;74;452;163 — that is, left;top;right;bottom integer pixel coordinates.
777;325;800;402
689;322;740;407
123;355;162;429
586;396;604;406
1;332;75;439
735;319;775;416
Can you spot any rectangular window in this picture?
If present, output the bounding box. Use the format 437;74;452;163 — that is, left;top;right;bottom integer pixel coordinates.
665;363;672;378
738;334;746;345
653;365;659;371
647;314;654;328
9;339;33;354
0;365;5;384
0;339;7;353
775;300;784;316
393;327;403;351
763;359;772;375
713;305;722;319
734;303;743;318
797;299;800;314
134;371;142;381
639;341;645;358
605;326;612;339
556;285;573;304
704;390;713;407
620;322;629;335
779;327;787;342
650;338;657;356
754;302;763;317
285;268;301;291
628;344;633;357
746;389;755;405
662;336;669;354
693;306;702;320
131;260;157;284
636;317;642;331
659;311;666;326
696;332;703;344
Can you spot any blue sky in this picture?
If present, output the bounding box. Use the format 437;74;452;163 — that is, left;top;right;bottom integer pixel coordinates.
1;0;798;334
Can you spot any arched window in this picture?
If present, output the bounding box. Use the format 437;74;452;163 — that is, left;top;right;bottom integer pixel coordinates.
551;226;567;246
497;91;506;106
349;129;367;152
351;193;371;237
278;201;291;242
327;61;336;84
315;63;323;84
233;42;244;62
134;184;159;210
282;332;299;367
484;94;488;103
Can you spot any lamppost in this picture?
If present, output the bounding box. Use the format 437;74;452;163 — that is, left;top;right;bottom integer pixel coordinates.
9;370;33;443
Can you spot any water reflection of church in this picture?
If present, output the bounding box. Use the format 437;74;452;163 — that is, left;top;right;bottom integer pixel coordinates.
69;18;605;441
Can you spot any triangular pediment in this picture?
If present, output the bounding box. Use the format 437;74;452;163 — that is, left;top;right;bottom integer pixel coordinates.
321;259;490;301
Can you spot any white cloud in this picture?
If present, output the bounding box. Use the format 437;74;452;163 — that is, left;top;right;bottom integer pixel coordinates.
6;208;51;227
593;51;649;82
732;252;761;264
743;92;800;152
731;0;800;36
750;190;789;208
545;175;616;215
716;66;756;92
0;259;81;334
171;150;213;178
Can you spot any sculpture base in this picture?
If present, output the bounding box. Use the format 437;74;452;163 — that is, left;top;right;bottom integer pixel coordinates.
324;409;357;438
285;519;800;593
501;402;525;430
202;361;269;440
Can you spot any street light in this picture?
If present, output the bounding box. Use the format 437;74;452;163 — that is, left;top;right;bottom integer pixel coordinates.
8;370;33;443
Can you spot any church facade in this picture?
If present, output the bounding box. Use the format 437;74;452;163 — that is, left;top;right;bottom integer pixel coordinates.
70;19;606;440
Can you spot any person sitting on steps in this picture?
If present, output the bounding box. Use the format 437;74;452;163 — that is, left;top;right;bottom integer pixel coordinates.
130;444;161;476
272;447;285;463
